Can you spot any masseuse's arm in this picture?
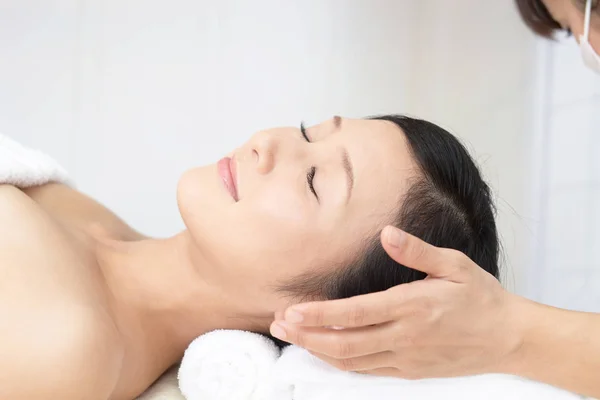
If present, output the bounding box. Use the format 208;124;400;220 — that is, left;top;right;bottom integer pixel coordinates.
270;226;600;398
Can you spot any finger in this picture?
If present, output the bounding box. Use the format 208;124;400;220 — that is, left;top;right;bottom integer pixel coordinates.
274;310;284;320
381;226;462;279
282;285;420;327
269;321;394;358
309;350;395;372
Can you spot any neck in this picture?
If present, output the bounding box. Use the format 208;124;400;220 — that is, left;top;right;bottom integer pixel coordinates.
95;231;272;367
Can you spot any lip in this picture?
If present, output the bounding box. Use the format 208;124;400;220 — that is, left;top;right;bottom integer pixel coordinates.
217;156;239;201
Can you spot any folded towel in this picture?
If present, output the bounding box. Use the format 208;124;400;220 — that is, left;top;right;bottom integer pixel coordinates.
0;133;70;187
178;330;291;400
275;346;589;400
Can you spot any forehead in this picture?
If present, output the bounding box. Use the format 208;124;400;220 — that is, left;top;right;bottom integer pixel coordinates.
317;117;419;235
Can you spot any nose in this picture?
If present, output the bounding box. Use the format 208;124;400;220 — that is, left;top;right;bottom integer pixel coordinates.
252;131;278;174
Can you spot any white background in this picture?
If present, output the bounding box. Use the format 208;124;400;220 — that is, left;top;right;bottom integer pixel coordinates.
1;0;599;310
531;38;600;311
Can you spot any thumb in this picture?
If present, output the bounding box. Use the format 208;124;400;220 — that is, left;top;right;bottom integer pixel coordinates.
380;226;460;279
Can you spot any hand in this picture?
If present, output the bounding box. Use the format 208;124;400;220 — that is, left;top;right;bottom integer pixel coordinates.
269;226;528;379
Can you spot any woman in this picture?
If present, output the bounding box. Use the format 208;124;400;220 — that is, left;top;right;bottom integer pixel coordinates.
273;1;600;398
0;115;499;399
517;0;600;74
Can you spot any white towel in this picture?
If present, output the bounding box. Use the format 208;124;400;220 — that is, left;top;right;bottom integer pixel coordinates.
178;330;291;400
0;133;71;187
275;346;590;400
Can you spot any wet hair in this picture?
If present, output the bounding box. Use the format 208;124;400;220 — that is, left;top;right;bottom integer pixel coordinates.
276;115;500;306
514;0;598;38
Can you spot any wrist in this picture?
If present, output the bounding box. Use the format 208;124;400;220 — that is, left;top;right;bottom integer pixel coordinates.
492;295;600;397
497;293;541;375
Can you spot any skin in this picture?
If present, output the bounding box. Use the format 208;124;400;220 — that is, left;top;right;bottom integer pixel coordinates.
545;0;600;48
0;117;417;399
271;1;600;398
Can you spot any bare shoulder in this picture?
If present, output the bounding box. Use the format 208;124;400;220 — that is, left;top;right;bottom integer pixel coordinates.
0;183;28;210
22;182;146;241
0;184;123;399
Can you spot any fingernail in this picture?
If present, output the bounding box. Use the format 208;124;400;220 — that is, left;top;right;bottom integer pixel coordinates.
270;322;287;339
385;226;405;248
285;309;304;323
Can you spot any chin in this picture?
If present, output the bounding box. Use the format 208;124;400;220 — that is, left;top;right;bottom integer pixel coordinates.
177;166;212;216
176;164;231;239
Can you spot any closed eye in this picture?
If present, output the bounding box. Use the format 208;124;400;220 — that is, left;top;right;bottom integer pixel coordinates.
300;122;318;201
300;122;311;142
307;166;318;201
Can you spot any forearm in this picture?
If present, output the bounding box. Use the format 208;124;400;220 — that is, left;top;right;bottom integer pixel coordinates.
505;297;600;398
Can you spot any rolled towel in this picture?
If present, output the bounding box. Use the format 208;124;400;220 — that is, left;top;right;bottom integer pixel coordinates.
0;133;71;188
274;346;590;400
178;330;291;400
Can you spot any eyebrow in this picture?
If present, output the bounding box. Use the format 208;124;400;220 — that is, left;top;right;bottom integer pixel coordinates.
341;148;354;204
333;115;342;129
332;116;353;203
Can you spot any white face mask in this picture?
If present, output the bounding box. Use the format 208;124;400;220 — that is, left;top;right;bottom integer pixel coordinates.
580;0;600;73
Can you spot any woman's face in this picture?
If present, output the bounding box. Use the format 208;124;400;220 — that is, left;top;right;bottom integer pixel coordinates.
177;117;417;313
543;0;600;50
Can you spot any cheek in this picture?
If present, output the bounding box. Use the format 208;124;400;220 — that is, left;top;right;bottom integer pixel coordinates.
226;185;342;285
232;185;312;265
182;178;314;278
251;183;309;225
591;30;600;52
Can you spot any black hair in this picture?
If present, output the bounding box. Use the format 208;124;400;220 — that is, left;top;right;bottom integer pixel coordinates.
514;0;598;38
276;115;499;307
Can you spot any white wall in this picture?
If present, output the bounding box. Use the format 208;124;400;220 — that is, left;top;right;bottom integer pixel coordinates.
0;0;416;237
402;0;539;291
0;1;78;168
529;39;600;311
